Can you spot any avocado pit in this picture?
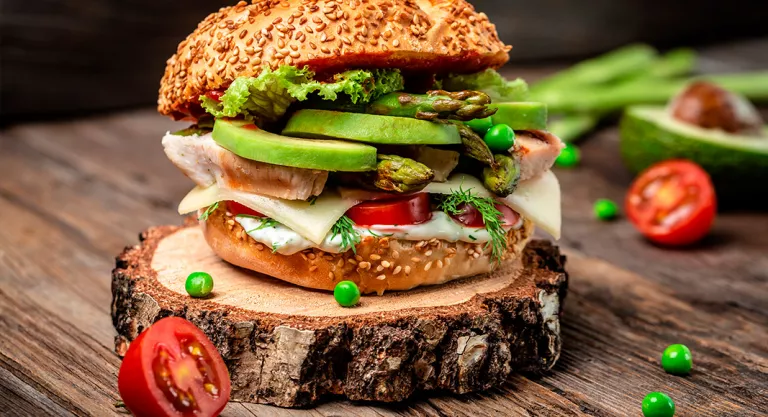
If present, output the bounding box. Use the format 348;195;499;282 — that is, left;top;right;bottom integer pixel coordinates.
668;81;765;137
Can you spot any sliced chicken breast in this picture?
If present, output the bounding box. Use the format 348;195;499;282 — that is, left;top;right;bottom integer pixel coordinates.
515;130;565;181
162;132;328;200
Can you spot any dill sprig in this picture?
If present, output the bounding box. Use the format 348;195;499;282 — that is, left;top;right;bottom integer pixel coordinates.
367;229;394;237
198;202;219;221
331;215;361;253
438;187;508;263
246;218;279;233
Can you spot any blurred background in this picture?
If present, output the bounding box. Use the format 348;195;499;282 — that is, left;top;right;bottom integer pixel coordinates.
2;0;767;121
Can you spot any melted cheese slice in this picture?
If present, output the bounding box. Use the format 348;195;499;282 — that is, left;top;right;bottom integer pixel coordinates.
425;171;562;239
180;170;561;244
179;185;360;244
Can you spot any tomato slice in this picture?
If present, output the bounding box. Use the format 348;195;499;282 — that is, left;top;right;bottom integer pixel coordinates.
225;201;264;218
118;317;231;417
626;160;716;246
204;90;225;102
450;203;520;228
346;193;432;226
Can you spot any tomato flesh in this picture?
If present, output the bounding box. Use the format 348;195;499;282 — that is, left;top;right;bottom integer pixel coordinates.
204;90;225;102
626;160;716;246
226;201;264;218
346;193;432;226
118;317;231;417
450;203;520;228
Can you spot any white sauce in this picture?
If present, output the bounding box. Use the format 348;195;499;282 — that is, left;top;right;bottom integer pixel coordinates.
235;211;522;255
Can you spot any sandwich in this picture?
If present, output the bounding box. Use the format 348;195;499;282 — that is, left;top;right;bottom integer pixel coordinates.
159;0;563;295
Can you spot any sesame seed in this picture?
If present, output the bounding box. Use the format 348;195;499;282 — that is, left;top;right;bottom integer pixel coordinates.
355;255;363;262
376;265;384;272
376;274;386;280
393;266;402;275
411;257;421;263
256;244;264;251
424;261;433;271
405;266;411;275
473;253;480;259
309;265;318;272
328;272;334;279
370;254;381;261
393;39;400;47
424;250;433;257
227;219;235;226
392;251;400;259
337;259;344;268
445;257;452;265
381;260;391;268
358;261;371;270
300;253;308;261
437;260;444;269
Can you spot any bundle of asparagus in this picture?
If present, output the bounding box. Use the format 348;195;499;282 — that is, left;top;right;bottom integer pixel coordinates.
532;44;768;142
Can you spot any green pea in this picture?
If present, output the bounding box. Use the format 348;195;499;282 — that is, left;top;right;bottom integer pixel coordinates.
334;280;361;307
593;198;619;220
556;144;580;168
185;272;214;298
642;392;675;417
465;117;494;135
662;344;692;375
483;124;516;153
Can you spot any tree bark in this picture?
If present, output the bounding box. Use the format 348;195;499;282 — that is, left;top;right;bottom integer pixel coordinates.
111;225;567;407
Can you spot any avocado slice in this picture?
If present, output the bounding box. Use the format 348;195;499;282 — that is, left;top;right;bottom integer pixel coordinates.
212;119;377;172
489;102;548;131
282;110;462;145
620;105;768;205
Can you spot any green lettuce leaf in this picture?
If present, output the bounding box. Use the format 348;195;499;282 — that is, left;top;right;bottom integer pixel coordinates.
441;69;529;102
200;66;404;123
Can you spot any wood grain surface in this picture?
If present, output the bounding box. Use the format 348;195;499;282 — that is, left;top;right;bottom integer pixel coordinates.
1;44;767;416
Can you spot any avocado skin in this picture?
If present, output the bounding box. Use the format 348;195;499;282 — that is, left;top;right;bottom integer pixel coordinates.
620;106;768;207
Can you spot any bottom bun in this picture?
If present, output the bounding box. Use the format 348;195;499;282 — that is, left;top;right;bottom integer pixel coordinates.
202;205;534;294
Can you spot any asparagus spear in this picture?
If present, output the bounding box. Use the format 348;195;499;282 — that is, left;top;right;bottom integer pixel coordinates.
308;91;497;121
642;48;696;79
482;154;521;197
548;114;599;143
447;121;496;166
543;48;698;142
530;44;658;96
368;155;435;193
542;71;768;113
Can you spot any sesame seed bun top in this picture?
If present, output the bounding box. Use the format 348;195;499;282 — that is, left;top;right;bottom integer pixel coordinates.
158;0;511;118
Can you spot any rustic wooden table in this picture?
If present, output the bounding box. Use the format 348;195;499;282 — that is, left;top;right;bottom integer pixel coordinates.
2;42;767;416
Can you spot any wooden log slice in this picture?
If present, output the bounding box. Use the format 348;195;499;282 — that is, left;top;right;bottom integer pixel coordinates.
111;224;568;408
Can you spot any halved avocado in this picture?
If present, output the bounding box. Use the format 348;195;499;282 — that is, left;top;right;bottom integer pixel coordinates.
212;119;377;172
282;110;462;145
489;102;548;131
620;105;768;205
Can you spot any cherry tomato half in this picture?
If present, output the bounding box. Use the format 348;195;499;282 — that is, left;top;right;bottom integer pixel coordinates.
225;201;264;217
346;193;432;226
118;317;231;417
450;203;520;228
626;160;716;246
